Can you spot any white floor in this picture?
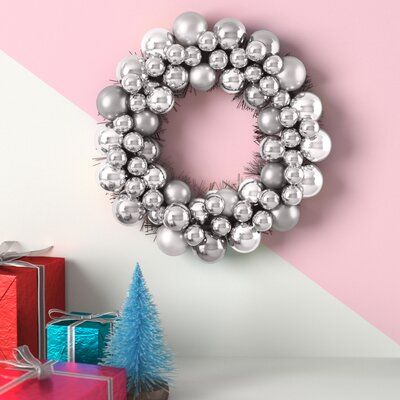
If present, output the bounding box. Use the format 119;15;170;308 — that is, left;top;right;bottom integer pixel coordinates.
172;358;400;400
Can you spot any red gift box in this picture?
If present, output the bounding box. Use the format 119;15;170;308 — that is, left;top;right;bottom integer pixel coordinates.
0;256;65;360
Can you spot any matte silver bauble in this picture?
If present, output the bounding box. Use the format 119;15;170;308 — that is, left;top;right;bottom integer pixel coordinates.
217;187;239;217
141;28;174;59
164;180;192;205
276;56;307;91
173;11;208;46
284;165;304;185
279;107;299;128
246;40;267;62
283;150;303;166
257;107;282;135
145;56;165;77
271;204;300;232
98;164;126;192
197;31;218;52
143;189;164;210
259;189;280;210
116;54;144;81
123;132;144;153
205;194;225;216
166;43;186;65
113;114;133;133
282;185;303;206
260;137;285;161
244;85;268;109
97;128;123;152
107;147;127;168
113;195;145;225
96;86;128;120
193;232;227;263
291;92;322;120
121;73;143;94
282;129;301;148
244;65;263;83
301;165;323;198
249;30;279;54
138;139;160;162
229;223;261;253
232;200;253;222
143;164;167;189
146;86;174;114
125;177;146;197
189;198;209;224
156;225;188;256
213;18;246;50
301;129;331;162
127;156;148;176
299;118;320;138
184;46;202;66
148;206;166;226
238;178;263;203
209;50;228;70
252;210;273;232
163;65;189;91
129;93;147;113
133;110;160;136
211;216;232;237
263;55;283;75
190;64;217;91
272;90;291;109
184;224;205;246
163;203;191;231
259;76;280;96
230;48;248;68
220;68;245;94
260;162;285;189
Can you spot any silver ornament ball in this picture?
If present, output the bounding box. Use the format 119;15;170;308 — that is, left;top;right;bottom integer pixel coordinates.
284;165;304;185
211;216;232;237
164;180;192;205
198;31;218;51
163;203;191;231
146;86;174;114
299;118;320;138
107;147;127;168
166;44;186;65
205;194;225;216
148;206;166;226
217;188;239;217
238;178;263;203
189;198;209;224
113;195;145;225
281;185;303;206
97;128;123;153
260;137;285;161
213;18;246;50
96;86;128;120
252;210;273;232
185;46;202;66
209;50;228;70
301;129;331;162
116;54;144;81
229;223;261;253
123;131;144;153
259;189;280;210
271;204;300;232
259;76;280;96
129;94;147;113
282;129;301;148
173;12;208;46
143;189;164;210
220;68;245;94
232;200;253;222
184;224;205;247
193;232;227;263
279;107;299;128
163;65;189;91
283;150;304;166
156;225;188;256
249;30;280;54
301;165;323;198
246;40;267;62
121;73;142;94
257;107;282;135
291;92;323;121
125;177;146;197
113;114;133;134
277;56;307;91
244;65;263;83
145;56;165;77
98;164;126;192
263;55;283;75
272;90;291;109
244;85;268;109
230;48;248;68
190;64;217;91
133;110;160;136
138;139;160;162
143;164;167;189
260;162;285;189
127;156;148;176
141;28;174;59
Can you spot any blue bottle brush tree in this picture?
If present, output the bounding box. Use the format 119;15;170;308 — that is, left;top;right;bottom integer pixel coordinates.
102;263;173;397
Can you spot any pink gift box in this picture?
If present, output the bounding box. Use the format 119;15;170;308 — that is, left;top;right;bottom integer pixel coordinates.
0;361;127;400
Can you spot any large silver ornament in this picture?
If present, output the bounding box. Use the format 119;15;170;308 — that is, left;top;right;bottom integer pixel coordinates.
229;223;261;253
260;137;285;161
107;147;127;168
133;110;159;136
96;86;128;120
116;54;144;81
141;28;174;59
184;225;205;246
98;164;126;192
260;163;285;189
198;31;218;52
190;64;216;91
277;56;307;91
301;129;332;162
238;179;263;203
220;68;245;94
173;12;208;46
291;92;323;120
189;198;209;224
301;165;323;198
213;18;246;50
252;210;273;232
163;180;192;204
244;85;268;109
143;164;167;189
113;195;145;225
249;30;280;54
232;200;253;222
97;128;123;152
146;86;174;114
217;188;239;217
156;225;188;256
163;65;189;91
123;132;144;153
271;204;300;232
257;107;282;135
193;233;227;263
163;203;191;231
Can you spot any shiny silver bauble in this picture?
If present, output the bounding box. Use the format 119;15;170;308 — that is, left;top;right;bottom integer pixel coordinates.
209;50;228;70
301;165;323;198
283;150;304;166
211;216;232;237
232;200;253;222
281;185;303;206
282;129;301;148
148;206;166;226
252;210;273;232
123;131;144;153
244;65;263;83
107;147;127;168
229;223;261;253
205;194;225;216
279;107;299;128
129;93;147;113
145;56;165;77
198;31;218;52
142;189;164;210
257;107;282;135
125;177;146;197
184;224;205;246
163;65;189;91
97;128;123;153
184;46;202;66
299;118;320;138
260;137;285;161
284;165;304;185
229;48;248;68
113;195;145;225
272;90;291;109
146;86;175;114
127;156;148;176
163;180;192;205
138;139;160;163
133;110;160;136
116;54;145;81
259;76;280;96
220;68;245;94
246;40;267;62
244;85;268;109
190;64;217;91
276;56;307;91
98;164;126;192
193;232;227;263
96;86;128;120
163;203;191;232
166;43;186;65
301;129;331;162
263;55;283;75
121;73;143;94
238;178;263;203
156;225;188;256
271;204;300;231
189;198;209;224
260;162;285;189
143;164;167;189
113;114;133;134
291;92;323;120
141;28;174;59
213;18;246;50
259;189;280;210
173;12;208;46
249;30;279;54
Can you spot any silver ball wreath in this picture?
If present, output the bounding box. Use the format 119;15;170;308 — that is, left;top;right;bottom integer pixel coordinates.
95;12;332;263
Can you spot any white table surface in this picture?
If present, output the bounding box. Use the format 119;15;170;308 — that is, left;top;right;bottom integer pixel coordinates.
172;357;400;400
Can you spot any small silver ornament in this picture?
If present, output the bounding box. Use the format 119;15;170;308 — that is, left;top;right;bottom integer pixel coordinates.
229;223;261;253
232;200;253;222
148;206;166;226
113;114;133;133
197;31;218;51
271;204;300;232
301;165;323;198
299;118;320;138
123;132;144;153
173;11;208;46
282;129;301;148
244;85;268;109
217;188;239;217
156;225;188;256
220;68;245;94
257;107;282;135
143;80;160;95
127;156;148;176
205;194;225;216
279;107;299;128
146;86;174;114
125;177;146;197
244;65;263;83
252;210;273;232
260;163;285;189
291;92;323;120
211;216;232;237
163;203;191;231
230;48;248;68
282;185;303;206
113;195;145;225
277;56;307;91
238;178;263;203
107;147;127;168
166;43;186;65
263;55;283;75
260;137;285;161
141;28;174;59
143;164;167;189
259;76;280;96
129;94;147;113
116;54;144;81
121;73;142;94
246;40;267;62
96;86;128;120
145;56;165;77
97;128;123;152
185;46;202;66
213;18;246;50
138;139;160;162
189;198;209;224
284;165;304;185
163;65;189;91
301;129;331;162
259;189;280;210
133;110;160;136
164;180;191;205
98;164;126;192
249;30;279;54
142;189;164;210
190;64;217;91
209;50;228;70
184;224;205;246
193;232;226;263
283;150;303;166
272;90;291;109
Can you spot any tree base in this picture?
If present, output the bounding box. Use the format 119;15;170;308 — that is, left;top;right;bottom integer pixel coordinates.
130;384;169;400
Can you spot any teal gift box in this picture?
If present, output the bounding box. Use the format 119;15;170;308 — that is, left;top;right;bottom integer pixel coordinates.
46;309;117;365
